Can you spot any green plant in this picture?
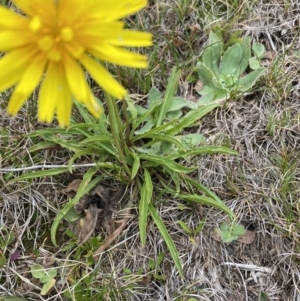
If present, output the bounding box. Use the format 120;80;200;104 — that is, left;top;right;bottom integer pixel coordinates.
0;226;15;268
31;264;57;295
148;252;167;281
195;32;265;105
214;221;246;243
12;67;237;276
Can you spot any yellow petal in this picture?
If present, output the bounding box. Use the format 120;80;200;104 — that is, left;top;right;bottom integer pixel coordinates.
38;63;61;123
0;31;32;51
0;6;28;29
63;54;89;103
0;47;37;91
88;1;147;21
90;45;148;68
56;79;72;128
57;0;85;23
80;54;126;99
7;54;46;115
109;31;152;47
76;21;124;39
12;0;55;17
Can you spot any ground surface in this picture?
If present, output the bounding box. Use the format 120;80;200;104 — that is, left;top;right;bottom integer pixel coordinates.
0;0;300;300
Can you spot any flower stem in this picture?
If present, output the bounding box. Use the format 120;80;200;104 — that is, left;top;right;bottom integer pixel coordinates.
105;92;131;177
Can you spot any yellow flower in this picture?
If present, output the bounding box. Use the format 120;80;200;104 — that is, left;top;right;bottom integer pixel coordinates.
0;0;152;127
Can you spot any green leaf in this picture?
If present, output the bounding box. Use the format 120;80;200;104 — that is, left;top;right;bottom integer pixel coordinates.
219;43;244;76
237;67;264;92
63;207;80;222
149;203;183;277
9;168;68;183
195;62;217;88
51;169;101;246
139;171;151;246
73;99;97;124
194;217;206;236
41;278;56;295
202;32;222;75
166;146;238;160
125;94;138;120
178;193;234;219
148;87;162;107
176;133;206;148
178;221;193;234
252;42;265;59
167;96;197;112
197;90;216;105
180;175;223;203
28;141;58;152
237;37;251;75
156;67;181;127
134;120;155;135
142;133;186;151
166;110;182;120
31;264;46;279
218;222;245;243
156;252;165;266
139;154;196;173
165;103;219;136
259;292;269;301
249;57;261;70
131;153;140;180
234;224;246;236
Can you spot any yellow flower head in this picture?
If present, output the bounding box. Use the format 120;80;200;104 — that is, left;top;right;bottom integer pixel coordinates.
0;0;152;127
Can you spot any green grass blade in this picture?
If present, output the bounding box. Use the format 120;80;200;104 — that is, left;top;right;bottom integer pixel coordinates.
149;203;183;277
9;168;68;183
141;133;186;151
139;169;152;246
180;175;222;203
51;168;101;246
139;154;196;173
178;193;234;220
156;66;181;127
165;103;219;136
167;146;238;160
131;153;140;180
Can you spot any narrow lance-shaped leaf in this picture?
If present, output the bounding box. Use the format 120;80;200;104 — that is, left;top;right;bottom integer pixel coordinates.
165;103;219;136
178;193;234;220
131;153;140;180
156;67;181;127
149;203;183;277
139;169;152;246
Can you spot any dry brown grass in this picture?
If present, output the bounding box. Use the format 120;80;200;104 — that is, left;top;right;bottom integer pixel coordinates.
1;0;300;300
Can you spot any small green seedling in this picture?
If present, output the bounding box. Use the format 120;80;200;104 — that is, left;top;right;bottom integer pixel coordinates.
195;32;265;105
31;264;57;295
178;217;206;237
215;222;246;243
0;226;15;267
148;252;167;281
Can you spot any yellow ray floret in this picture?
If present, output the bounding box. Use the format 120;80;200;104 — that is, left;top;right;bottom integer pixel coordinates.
0;0;152;127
